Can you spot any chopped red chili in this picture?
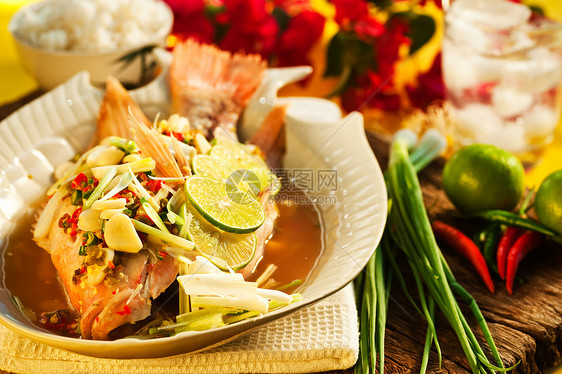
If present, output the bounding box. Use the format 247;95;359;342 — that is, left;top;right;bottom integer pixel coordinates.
116;305;132;316
59;207;82;236
71;173;98;192
165;130;184;143
145;179;162;193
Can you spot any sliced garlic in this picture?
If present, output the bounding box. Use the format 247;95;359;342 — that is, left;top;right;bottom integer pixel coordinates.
95;146;125;167
78;209;102;232
194;133;212;155
86;145;108;167
92;158;155;179
92;198;127;211
100;208;124;220
123;153;143;163
104;213;143;253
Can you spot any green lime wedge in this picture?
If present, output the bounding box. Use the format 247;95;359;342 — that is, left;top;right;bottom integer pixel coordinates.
184;203;256;271
192;154;234;181
185;176;265;234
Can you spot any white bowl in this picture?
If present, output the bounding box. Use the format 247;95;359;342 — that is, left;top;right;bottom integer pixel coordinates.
0;66;387;358
8;0;173;90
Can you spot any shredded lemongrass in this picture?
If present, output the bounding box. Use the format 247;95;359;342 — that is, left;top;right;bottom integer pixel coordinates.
276;279;303;291
132;219;194;250
223;311;260;324
164;247;195;261
179;209;191;239
144;176;187;182
255;264;278;288
100;169;134;201
84;167;117;209
141;202;169;233
127;283;144;305
152;186;170;207
190;295;269;314
268;293;302;311
129;173;159;211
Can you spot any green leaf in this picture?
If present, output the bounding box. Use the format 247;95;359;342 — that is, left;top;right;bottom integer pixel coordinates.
367;0;392;10
408;14;436;55
272;7;291;34
324;32;345;78
204;4;226;18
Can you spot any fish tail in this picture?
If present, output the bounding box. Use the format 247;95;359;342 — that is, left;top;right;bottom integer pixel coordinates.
169;39;267;138
129;110;184;184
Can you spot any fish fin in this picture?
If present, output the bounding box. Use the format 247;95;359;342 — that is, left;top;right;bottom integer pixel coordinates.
94;77;151;147
169;39;267;138
129;110;184;184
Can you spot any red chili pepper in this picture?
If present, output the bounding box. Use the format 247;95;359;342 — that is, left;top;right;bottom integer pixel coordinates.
432;221;495;293
505;231;543;295
71;173;88;190
108;261;115;270
145;179;162;193
116;305;132;316
71;173;97;192
496;226;523;280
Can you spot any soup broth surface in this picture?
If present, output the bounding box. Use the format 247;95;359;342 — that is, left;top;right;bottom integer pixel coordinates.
2;191;324;335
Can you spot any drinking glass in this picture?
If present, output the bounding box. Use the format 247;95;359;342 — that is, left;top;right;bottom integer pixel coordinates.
442;0;562;166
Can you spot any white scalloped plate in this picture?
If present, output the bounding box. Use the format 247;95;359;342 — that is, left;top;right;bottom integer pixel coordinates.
0;67;387;358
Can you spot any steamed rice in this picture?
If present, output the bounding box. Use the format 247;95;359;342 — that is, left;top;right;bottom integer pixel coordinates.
12;0;170;52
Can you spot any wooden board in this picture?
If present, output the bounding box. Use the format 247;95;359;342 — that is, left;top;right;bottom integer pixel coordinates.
366;131;562;373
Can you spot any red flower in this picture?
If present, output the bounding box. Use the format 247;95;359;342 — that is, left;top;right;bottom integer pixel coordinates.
276;10;325;67
332;0;383;40
333;0;370;28
354;17;385;40
375;17;410;80
164;0;214;43
341;72;401;112
405;52;445;109
217;0;279;58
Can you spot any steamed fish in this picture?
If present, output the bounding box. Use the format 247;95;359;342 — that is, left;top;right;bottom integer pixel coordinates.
32;40;286;340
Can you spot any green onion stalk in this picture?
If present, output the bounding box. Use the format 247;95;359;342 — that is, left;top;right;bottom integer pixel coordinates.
354;130;510;373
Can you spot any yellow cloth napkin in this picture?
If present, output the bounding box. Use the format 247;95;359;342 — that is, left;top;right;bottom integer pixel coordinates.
0;285;358;374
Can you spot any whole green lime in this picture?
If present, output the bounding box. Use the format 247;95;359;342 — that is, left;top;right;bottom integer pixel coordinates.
442;144;525;214
534;170;562;235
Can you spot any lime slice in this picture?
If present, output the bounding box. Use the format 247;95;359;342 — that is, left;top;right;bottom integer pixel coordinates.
225;168;262;204
211;144;280;194
192;154;234;181
184;203;256;271
185;176;265;234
